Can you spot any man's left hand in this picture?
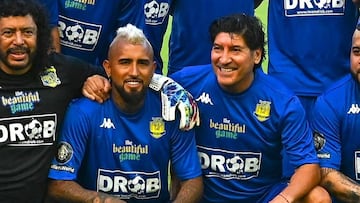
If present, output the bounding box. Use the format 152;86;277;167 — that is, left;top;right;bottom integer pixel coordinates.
150;73;200;131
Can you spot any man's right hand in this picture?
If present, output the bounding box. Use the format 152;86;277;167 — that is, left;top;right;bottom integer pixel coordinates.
82;75;111;103
91;195;126;203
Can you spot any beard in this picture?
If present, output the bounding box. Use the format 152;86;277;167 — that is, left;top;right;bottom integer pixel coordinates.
0;46;33;71
114;83;147;106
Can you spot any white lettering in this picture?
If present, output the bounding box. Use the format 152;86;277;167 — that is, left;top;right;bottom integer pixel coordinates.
113;176;128;193
0;125;8;142
82;29;98;45
285;0;344;9
333;0;344;7
285;0;298;9
244;157;260;172
98;175;160;194
9;123;25;141
199;152;210;169
146;178;160;193
211;155;226;172
158;3;169;18
58;21;66;38
43;120;55;138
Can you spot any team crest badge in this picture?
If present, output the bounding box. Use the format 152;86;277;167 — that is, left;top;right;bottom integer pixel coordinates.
253;100;271;122
40;66;61;87
150;117;165;139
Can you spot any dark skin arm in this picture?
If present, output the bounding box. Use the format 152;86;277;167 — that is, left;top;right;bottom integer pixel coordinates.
174;176;203;203
321;167;360;203
50;26;61;53
48;180;126;203
171;176;203;203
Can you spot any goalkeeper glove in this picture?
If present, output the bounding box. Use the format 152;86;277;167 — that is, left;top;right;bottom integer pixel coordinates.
149;73;200;131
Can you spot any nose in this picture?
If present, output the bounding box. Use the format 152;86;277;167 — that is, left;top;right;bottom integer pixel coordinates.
13;31;24;45
129;63;139;76
219;50;231;64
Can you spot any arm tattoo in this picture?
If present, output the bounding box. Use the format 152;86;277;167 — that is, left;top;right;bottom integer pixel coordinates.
321;167;360;202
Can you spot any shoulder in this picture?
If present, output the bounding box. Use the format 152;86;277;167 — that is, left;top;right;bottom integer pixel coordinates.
45;52;104;77
47;52;90;66
67;97;105;115
170;64;213;86
252;70;306;116
315;74;354;108
255;69;296;98
320;74;353;98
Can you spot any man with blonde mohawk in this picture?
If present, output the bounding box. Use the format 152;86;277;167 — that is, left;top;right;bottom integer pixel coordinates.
48;24;203;203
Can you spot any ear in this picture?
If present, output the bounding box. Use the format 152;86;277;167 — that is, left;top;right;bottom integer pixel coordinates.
151;61;157;73
102;59;111;78
253;49;262;65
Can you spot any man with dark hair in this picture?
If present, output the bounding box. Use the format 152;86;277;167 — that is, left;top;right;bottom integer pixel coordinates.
0;0;108;202
167;0;263;74
171;14;326;202
0;1;199;202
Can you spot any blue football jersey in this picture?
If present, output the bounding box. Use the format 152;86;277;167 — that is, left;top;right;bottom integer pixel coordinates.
58;0;169;70
310;74;360;203
171;65;318;202
311;74;360;182
48;90;201;202
37;0;58;27
267;0;358;96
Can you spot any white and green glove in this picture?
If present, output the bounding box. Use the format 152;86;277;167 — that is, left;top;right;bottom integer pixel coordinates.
150;73;200;131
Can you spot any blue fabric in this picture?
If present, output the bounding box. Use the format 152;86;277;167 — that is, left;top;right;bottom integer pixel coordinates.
48;91;201;202
58;0;170;71
267;1;358;96
171;65;318;202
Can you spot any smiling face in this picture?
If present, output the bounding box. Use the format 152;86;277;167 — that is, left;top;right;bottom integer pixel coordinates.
211;32;261;93
103;38;156;112
0;14;37;75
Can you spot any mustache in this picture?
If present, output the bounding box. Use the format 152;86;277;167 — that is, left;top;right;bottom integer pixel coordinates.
7;46;30;54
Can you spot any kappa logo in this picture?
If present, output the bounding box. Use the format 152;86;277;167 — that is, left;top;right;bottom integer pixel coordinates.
100;118;115;129
196;92;214;105
347;104;360;114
